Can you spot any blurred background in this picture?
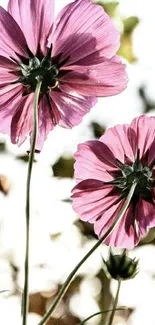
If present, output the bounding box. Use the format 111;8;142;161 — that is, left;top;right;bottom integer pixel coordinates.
0;0;155;324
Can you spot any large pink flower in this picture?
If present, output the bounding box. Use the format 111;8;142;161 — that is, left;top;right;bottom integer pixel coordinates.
72;115;155;249
0;0;127;150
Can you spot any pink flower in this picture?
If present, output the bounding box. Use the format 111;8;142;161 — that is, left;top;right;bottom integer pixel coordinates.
0;0;127;150
72;115;155;249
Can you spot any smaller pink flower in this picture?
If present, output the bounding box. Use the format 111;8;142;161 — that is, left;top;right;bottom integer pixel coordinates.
72;115;155;249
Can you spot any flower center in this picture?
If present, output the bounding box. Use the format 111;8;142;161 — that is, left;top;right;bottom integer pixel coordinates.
110;151;154;201
20;46;59;93
11;45;62;94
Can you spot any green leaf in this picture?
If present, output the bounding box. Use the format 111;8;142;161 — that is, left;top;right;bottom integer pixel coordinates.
123;16;139;35
91;122;106;139
16;154;36;163
117;34;136;63
52;156;75;178
0;141;6;152
118;17;139;63
98;1;119;17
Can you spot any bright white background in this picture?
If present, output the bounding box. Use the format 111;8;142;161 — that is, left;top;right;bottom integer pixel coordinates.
0;0;155;324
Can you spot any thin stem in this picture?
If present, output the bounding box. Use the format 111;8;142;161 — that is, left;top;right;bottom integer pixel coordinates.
77;307;126;325
38;181;137;325
107;278;122;325
22;78;42;325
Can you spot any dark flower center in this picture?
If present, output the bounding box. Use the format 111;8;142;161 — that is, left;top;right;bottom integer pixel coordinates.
20;55;59;93
11;44;71;94
109;151;155;202
18;45;59;93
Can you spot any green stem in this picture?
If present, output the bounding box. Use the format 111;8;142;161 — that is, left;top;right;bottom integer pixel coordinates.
38;181;137;325
22;79;42;325
77;307;126;325
107;278;122;325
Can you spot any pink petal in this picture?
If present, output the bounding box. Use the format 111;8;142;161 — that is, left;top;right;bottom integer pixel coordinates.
130;115;155;159
72;179;117;222
60;59;127;97
10;93;58;149
135;199;155;234
0;56;20;85
8;0;54;55
74;54;121;67
11;93;34;146
34;96;55;152
96;198;155;249
100;123;137;163
148;141;155;166
95;202;140;249
50;0;120;65
73;141;118;183
99;202;140;249
51;84;97;128
0;84;23;133
10;94;60;150
0;56;17;70
0;6;28;58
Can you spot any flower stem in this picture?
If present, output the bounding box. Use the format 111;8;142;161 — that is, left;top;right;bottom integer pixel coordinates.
77;306;126;325
38;181;137;325
107;278;122;325
22;78;42;325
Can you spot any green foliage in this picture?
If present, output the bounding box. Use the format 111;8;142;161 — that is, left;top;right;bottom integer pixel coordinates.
98;1;119;17
52;156;75;178
117;16;139;62
96;1;139;62
0;141;6;152
123;16;139;35
16;154;36;163
139;86;155;113
91;121;106;139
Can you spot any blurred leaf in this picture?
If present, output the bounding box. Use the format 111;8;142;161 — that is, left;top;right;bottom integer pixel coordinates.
62;198;72;203
52;157;75;178
74;219;96;238
0;141;6;152
139;86;155;113
54;316;65;325
50;233;62;240
64;276;82;297
16;154;36;163
98;1;119;17
140;227;155;245
0;175;10;195
97;270;112;324
117;34;136;63
29;292;46;316
118;16;139;62
123;16;139;35
91;122;106;139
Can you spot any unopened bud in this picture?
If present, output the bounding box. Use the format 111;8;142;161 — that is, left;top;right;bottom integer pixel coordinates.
102;250;138;280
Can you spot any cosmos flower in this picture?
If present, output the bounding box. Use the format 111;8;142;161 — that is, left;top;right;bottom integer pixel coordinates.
0;0;127;150
72;115;155;249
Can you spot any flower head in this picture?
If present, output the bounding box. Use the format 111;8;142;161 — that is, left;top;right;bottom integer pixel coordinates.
0;0;127;150
102;250;138;280
72;115;155;249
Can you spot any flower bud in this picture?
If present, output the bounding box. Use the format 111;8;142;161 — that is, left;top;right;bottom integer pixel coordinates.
102;250;139;280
